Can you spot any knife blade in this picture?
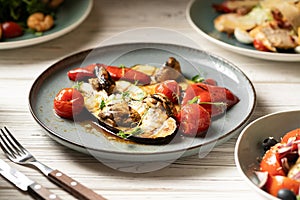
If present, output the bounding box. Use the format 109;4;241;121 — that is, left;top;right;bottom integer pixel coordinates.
0;158;61;200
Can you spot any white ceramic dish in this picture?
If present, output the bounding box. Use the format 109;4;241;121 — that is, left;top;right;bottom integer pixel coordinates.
235;110;300;199
186;0;300;62
0;0;93;50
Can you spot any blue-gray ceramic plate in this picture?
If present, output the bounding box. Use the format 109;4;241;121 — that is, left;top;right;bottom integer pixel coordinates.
29;43;256;162
235;110;300;199
186;0;300;62
0;0;93;49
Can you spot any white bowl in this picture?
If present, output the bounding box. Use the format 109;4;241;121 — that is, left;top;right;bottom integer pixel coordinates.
235;110;300;199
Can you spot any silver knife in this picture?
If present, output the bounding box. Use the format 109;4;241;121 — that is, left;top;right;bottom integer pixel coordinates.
0;158;61;200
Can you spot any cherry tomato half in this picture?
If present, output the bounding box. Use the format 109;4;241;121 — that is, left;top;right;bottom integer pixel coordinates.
155;80;182;104
265;175;300;196
281;128;300;144
53;88;84;119
177;103;211;137
253;38;270;52
260;144;286;176
203;78;217;86
182;83;239;117
1;22;23;39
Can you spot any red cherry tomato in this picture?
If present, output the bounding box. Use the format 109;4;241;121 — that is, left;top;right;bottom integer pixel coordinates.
253;38;270;52
177;103;211;137
203;78;217;86
155;80;182;104
265;175;300;196
53;88;84;119
260;145;286;176
281;128;300;144
182;83;239;117
1;22;23;39
0;26;2;39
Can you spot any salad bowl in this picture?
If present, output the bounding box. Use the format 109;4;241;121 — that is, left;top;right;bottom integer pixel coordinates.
235;110;300;199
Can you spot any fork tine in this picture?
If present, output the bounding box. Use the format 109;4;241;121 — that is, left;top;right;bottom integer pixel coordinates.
3;127;26;153
0;129;16;159
0;127;26;157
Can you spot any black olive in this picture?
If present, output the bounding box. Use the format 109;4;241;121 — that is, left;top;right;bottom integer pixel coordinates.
277;189;297;200
262;137;278;151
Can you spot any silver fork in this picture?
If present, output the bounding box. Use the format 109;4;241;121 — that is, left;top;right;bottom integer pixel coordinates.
0;126;106;200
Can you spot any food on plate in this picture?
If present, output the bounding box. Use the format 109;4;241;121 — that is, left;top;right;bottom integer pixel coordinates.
27;12;54;32
53;88;84;119
0;0;64;41
177;104;211;137
155;80;182;104
213;0;300;53
53;57;239;144
1;22;23;39
182;83;239;117
255;128;300;198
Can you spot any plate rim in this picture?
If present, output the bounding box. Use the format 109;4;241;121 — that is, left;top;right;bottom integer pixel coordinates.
28;42;257;156
186;0;300;62
0;0;93;50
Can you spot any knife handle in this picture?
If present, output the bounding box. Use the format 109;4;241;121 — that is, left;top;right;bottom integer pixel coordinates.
28;182;61;200
48;169;106;200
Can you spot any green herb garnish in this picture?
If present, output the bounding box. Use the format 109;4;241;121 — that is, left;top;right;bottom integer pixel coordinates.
35;31;43;36
188;96;199;104
99;100;106;110
199;102;228;107
122;91;130;99
191;75;205;83
117;127;143;139
72;81;83;90
0;0;56;24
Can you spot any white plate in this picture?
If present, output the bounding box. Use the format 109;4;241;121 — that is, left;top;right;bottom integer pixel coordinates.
186;0;300;62
0;0;93;50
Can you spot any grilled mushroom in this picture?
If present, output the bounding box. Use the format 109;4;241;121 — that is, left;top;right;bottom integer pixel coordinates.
89;65;115;95
154;57;183;83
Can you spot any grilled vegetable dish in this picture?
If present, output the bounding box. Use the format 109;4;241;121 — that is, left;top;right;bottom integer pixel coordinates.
53;57;239;145
213;0;300;53
256;128;300;199
0;0;64;41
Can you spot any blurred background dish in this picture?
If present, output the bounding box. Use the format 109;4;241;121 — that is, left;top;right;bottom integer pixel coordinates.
0;0;93;49
186;0;300;61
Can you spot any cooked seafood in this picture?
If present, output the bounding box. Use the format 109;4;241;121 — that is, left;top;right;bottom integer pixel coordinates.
213;0;300;52
27;12;54;32
54;57;240;144
0;0;64;40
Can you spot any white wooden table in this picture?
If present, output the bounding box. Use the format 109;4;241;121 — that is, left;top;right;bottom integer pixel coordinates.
1;0;300;199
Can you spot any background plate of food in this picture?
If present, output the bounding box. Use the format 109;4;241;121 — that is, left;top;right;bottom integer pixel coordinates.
187;0;300;62
29;43;256;164
0;0;93;49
